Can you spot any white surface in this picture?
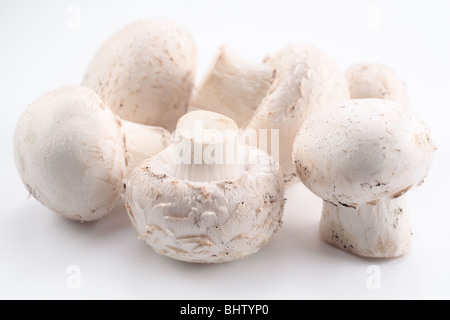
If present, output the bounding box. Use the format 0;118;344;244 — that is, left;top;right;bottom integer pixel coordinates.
1;0;449;300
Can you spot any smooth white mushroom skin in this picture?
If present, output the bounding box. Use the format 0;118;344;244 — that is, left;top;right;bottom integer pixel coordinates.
246;45;350;184
346;63;409;107
293;99;436;257
14;87;126;221
14;86;171;222
126;111;285;263
190;46;274;128
83;19;197;131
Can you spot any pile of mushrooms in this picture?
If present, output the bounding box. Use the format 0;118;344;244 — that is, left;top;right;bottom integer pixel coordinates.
14;18;435;263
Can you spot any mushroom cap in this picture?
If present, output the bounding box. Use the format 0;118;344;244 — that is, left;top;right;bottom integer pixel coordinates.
83;19;197;131
293;99;435;206
125;145;284;263
346;63;409;107
14;86;126;221
246;44;350;183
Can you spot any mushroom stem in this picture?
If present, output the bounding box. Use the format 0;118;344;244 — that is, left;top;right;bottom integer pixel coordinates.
190;46;274;128
169;111;245;182
120;120;171;176
320;195;411;258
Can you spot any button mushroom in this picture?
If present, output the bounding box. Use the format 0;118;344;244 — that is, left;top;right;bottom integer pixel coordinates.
83;19;197;131
190;45;274;128
293;99;436;257
125;110;285;263
14;86;170;222
245;44;350;184
346;63;409;107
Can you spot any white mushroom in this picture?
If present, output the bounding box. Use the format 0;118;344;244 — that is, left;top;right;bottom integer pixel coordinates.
125;110;285;263
190;46;274;127
346;63;409;106
83;19;197;131
293;99;436;257
245;44;350;184
14;86;170;222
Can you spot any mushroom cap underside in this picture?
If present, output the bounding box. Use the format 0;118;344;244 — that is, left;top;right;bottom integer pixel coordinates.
125;145;285;263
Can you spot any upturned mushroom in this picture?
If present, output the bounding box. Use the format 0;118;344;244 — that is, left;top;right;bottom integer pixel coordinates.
83;19;197;131
14;86;170;222
293;99;435;257
190;46;274;128
346;63;409;106
245;44;350;184
125;110;285;263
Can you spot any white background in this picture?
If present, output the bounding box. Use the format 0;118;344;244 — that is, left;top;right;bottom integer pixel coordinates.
1;0;449;300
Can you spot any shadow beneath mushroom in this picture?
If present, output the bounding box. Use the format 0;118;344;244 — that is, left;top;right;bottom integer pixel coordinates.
13;181;401;282
129;183;346;274
53;202;133;238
